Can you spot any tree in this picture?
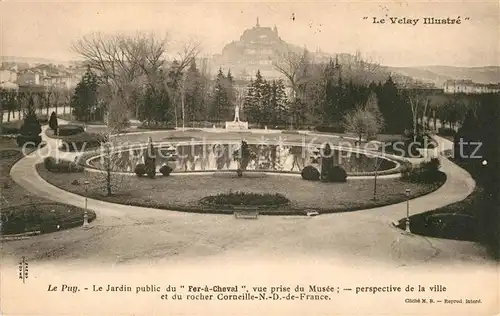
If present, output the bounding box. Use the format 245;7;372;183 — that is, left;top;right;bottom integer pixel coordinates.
342;107;380;142
320;59;341;124
0;90;18;123
139;84;171;125
71;66;99;123
273;49;311;101
184;59;205;123
243;70;277;126
376;77;411;134
224;69;236;121
364;91;384;128
59;87;73;115
49;111;58;133
268;80;288;126
41;87;55;117
17;96;42;147
72;32;199;127
402;86;430;141
210;68;229;123
84;133;127;197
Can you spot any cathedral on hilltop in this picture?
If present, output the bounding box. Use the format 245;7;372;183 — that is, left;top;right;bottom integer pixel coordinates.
213;18;304;80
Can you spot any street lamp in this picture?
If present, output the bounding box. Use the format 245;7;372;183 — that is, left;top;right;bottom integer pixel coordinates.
181;77;185;131
405;188;411;233
83;180;90;228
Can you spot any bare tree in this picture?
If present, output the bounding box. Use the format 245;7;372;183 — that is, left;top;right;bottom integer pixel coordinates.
397;78;431;141
272;49;311;100
60;87;73;116
72;32;165;123
407;89;430;142
78;133;127;197
168;40;201;128
72;32;201;127
342;107;382;143
41;86;55;117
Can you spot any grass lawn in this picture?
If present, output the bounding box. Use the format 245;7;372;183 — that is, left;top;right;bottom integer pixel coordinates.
37;165;445;215
0;138;96;236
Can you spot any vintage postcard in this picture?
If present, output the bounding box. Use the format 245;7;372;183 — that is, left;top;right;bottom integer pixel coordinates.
0;1;498;315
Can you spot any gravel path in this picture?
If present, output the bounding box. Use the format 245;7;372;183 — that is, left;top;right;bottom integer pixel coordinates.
3;128;491;269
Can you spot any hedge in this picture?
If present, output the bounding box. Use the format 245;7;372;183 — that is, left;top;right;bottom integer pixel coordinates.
16;135;42;147
200;191;290;207
44;157;84;173
401;158;444;184
0;121;22;135
58;124;85;136
315;124;345;133
137;124;176;130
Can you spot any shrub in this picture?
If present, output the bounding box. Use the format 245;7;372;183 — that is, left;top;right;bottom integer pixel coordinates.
135;164;146;177
301;166;320;181
326;166;347;182
49;111;58;132
0;121;22;135
1;126;20;135
58;124;85;136
401;158;443;183
137;123;176;130
17;105;41;147
16;135;42;147
200;191;290;207
44;158;84;173
405;141;422;157
160;165;173;176
423;157;441;172
44;157;56;170
315;124;345;133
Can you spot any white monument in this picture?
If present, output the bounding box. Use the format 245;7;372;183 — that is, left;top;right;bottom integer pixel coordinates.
225;104;248;130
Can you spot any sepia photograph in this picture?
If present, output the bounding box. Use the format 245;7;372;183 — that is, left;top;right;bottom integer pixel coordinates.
0;1;498;315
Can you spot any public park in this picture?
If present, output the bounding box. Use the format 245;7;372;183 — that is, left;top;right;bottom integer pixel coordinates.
0;15;498;268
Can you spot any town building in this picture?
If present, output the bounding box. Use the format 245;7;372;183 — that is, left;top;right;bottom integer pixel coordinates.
16;64;83;89
0;69;17;83
17;69;41;86
443;79;500;94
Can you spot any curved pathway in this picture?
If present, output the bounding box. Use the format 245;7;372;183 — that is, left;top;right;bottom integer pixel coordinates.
2;129;493;269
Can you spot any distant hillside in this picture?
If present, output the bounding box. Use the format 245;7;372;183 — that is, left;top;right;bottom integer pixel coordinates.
385;65;500;86
1;56;74;66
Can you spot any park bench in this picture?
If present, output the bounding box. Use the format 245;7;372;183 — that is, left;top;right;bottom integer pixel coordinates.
233;208;259;219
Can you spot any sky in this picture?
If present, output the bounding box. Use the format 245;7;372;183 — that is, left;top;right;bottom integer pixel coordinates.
1;0;499;67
